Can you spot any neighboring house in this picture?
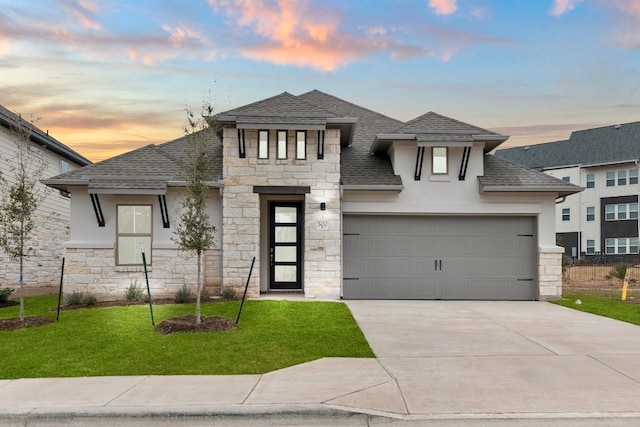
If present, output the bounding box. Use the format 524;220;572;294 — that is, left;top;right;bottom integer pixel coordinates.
0;105;91;292
496;121;640;262
43;90;579;301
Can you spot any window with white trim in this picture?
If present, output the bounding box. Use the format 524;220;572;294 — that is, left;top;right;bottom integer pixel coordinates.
60;159;70;174
586;173;595;188
630;169;639;185
117;205;152;265
586;206;595;222
296;131;306;160
605;237;639;255
432;147;448;175
258;130;269;159
605;203;638;221
606;171;615;187
586;239;595;254
618;170;627;186
277;130;287;159
562;208;570;221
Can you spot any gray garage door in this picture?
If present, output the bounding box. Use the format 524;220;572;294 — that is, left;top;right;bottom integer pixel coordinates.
343;216;537;300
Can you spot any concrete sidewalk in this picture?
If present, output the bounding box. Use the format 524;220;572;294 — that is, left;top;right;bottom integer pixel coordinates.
1;301;640;425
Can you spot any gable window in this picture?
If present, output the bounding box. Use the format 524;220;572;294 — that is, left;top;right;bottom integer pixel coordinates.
586;206;595;222
606;172;615;187
562;208;570;221
30;145;43;156
630;169;639;185
432;147;448;175
618;170;627;186
60;159;70;174
586;173;595;188
258;130;269;159
562;176;570;182
277;130;287;159
117;205;152;265
296;131;306;160
586;239;595;255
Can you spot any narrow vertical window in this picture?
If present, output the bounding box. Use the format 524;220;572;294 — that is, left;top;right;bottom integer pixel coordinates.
117;205;152;265
630;203;638;220
605;238;615;254
586;206;595;222
432;147;448;175
618;238;627;254
606;171;615;187
618;204;627;220
605;205;615;220
60;159;70;174
586;239;595;255
277;130;287;159
562;208;570;221
296;131;306;160
631;238;639;254
630;169;639;185
258;130;269;159
586;173;595;188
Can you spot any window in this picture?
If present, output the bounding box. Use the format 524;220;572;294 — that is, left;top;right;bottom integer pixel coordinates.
605;203;638;221
562;176;570;182
586;206;595;222
60;159;70;174
432;147;448;174
586;239;595;255
606;171;615;187
630;169;639;185
605;237;639;254
562;208;570;221
296;131;306;160
258;130;269;159
586;173;595;188
117;205;152;265
618;170;627;186
277;130;287;159
30;145;43;156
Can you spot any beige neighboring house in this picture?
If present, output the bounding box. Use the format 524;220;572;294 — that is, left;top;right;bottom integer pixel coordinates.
0;105;91;294
44;90;581;301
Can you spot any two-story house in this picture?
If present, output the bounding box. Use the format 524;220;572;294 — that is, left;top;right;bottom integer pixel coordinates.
0;105;91;293
43;91;579;301
496;121;640;262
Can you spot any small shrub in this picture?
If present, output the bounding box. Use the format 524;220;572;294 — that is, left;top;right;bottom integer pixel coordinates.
174;285;192;303
606;263;628;281
221;287;237;299
65;290;85;306
82;293;97;306
124;280;144;301
0;287;14;303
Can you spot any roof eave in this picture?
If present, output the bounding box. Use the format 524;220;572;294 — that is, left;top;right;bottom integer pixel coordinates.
480;185;584;198
341;184;404;192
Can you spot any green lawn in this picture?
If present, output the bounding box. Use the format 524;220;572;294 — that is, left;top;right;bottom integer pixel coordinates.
0;295;374;379
551;293;640;326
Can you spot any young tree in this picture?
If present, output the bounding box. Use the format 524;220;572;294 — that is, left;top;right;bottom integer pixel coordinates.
172;105;217;324
0;114;49;321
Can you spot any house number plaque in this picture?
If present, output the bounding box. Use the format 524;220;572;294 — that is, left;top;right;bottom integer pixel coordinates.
316;220;329;230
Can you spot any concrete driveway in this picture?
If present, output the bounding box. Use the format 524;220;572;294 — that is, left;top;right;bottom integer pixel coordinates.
345;300;640;417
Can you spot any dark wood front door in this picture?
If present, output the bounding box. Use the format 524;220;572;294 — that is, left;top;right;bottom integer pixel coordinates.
269;202;303;290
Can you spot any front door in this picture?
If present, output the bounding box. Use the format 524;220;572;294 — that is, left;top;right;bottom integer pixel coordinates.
269;202;303;290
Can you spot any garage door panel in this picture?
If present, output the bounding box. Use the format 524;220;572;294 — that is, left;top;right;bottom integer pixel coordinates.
343;215;537;300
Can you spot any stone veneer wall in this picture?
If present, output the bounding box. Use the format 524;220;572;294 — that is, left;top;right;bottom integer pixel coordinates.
63;247;222;300
222;128;341;298
0;213;68;294
538;249;563;300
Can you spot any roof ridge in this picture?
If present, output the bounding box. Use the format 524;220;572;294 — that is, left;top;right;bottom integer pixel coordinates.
399;111;497;134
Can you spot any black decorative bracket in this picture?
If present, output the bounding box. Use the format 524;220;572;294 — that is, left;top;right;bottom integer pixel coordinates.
90;194;105;227
317;130;325;160
414;147;425;181
158;195;170;228
238;128;246;158
458;146;471;181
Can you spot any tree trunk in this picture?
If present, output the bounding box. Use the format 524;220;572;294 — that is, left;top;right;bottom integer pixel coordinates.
196;251;202;324
19;218;24;322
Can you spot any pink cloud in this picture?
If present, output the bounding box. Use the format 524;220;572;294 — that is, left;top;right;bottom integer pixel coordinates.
63;0;102;30
550;0;585;16
162;24;208;48
429;0;457;15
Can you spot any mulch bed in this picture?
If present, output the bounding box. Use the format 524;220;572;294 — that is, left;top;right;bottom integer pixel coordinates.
0;300;19;309
156;315;237;334
0;317;55;331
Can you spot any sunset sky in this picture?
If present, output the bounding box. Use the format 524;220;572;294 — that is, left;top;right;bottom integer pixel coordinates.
1;0;639;163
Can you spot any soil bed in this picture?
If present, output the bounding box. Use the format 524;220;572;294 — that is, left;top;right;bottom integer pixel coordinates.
156;315;237;334
0;317;55;331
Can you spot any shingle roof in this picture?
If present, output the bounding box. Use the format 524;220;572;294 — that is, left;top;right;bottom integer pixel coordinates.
0;104;91;166
495;121;640;169
43;127;222;192
222;92;336;119
297;90;404;187
480;155;581;196
396;111;499;136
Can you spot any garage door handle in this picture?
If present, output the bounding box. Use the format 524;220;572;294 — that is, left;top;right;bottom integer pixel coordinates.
439;260;442;270
435;260;442;270
435;260;438;270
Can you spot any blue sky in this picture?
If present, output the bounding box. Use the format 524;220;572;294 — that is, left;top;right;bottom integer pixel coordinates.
1;0;639;161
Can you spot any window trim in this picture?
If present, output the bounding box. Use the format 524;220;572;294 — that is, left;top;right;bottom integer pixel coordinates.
277;130;287;160
605;237;639;255
562;208;570;221
630;169;638;185
586;173;595;188
618;170;627;186
431;147;448;175
606;171;615;187
605;203;638;221
258;130;269;159
586;206;595;222
586;239;595;255
116;204;153;266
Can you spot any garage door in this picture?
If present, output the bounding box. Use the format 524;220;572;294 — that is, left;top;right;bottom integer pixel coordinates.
343;216;537;300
